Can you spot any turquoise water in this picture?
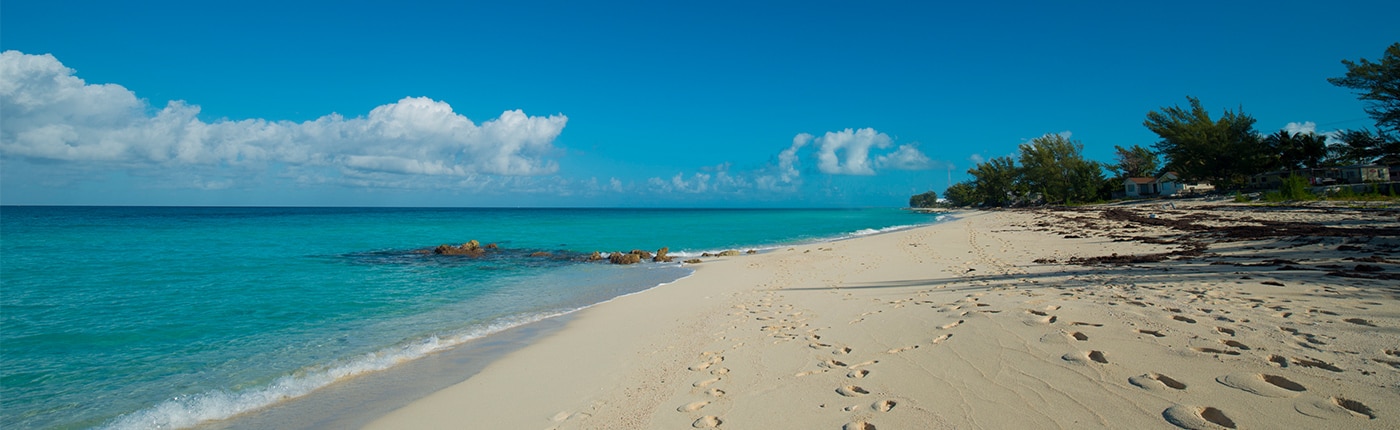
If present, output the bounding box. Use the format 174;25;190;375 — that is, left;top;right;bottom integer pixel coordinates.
0;207;939;429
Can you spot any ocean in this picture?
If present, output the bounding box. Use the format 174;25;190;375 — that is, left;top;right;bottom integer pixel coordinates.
0;206;941;429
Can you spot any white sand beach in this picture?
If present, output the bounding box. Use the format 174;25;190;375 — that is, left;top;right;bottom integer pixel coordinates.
366;201;1399;429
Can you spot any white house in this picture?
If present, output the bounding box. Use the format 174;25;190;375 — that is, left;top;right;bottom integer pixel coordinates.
1124;172;1213;198
1124;177;1157;197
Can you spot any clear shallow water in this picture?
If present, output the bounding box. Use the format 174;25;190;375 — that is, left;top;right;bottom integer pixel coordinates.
0;207;940;429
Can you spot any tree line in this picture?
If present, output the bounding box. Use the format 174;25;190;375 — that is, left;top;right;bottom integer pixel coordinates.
910;43;1399;208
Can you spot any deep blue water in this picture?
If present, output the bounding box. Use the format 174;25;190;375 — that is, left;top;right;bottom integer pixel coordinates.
0;206;939;429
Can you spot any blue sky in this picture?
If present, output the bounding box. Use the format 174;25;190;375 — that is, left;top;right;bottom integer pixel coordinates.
2;0;1396;207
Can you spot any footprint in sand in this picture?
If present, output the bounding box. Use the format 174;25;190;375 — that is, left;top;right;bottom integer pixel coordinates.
1215;327;1235;336
1162;404;1236;429
848;359;880;369
678;400;710;412
1071;322;1103;327
1172;315;1197;324
819;359;849;369
1190;347;1240;356
874;399;897;412
689;357;723;371
931;333;953;344
837;385;871;397
1294;396;1376;420
1290;356;1343;372
843;422;876;430
693;377;722;388
1215;373;1305;398
886;345;919;354
848;369;870;379
1344;318;1376;327
834;346;852;355
692;415;722;428
1136;329;1166;338
1062;350;1108;364
1069;332;1088;341
1129;373;1187;391
940;320;964;329
706;388;726;397
1220;340;1249;350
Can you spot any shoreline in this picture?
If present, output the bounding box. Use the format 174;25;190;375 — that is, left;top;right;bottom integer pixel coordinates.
363;200;1398;429
194;214;948;430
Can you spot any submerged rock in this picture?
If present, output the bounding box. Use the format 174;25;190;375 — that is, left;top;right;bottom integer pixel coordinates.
683;259;703;264
529;251;553;257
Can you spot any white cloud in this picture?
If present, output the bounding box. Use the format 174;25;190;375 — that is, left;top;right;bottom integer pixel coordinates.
1284;121;1317;135
779;133;812;182
814;128;890;175
969;153;985;165
874;144;932;170
0;51;567;183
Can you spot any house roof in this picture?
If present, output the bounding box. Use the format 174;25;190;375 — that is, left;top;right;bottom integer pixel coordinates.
1125;177;1155;184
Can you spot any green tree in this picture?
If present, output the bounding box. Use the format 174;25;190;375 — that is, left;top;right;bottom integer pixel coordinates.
1328;43;1400;138
908;191;939;208
943;181;980;207
1326;129;1400;166
1144;96;1265;188
969;156;1022;207
1111;144;1160;178
1262;130;1328;171
1018;134;1105;205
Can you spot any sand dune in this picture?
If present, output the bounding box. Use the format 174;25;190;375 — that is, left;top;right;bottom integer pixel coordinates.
366;200;1399;429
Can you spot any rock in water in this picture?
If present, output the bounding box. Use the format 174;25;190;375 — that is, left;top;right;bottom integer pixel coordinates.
653;247;673;262
433;240;487;256
609;252;642;265
717;250;741;257
588;251;604;261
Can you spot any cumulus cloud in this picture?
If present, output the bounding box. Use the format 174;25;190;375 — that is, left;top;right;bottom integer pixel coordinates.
814;128;891;175
1284;121;1317;135
0;51;567;184
875;144;933;170
779;133;812;181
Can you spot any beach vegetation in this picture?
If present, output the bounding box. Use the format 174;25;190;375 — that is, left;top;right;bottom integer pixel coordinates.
969;156;1024;207
1324;128;1400;166
1329;43;1400;140
908;191;940;208
1109;144;1159;178
942;181;980;207
1261;175;1316;202
1261;130;1328;171
1144;96;1266;189
1018;134;1106;205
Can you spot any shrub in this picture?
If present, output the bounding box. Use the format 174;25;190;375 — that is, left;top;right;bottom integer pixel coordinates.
1276;175;1314;201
